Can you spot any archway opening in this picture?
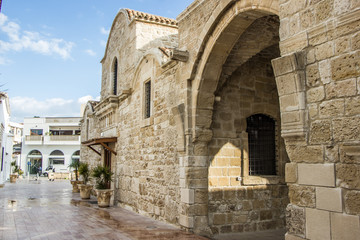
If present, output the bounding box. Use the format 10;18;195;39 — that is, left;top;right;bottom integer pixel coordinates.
27;150;42;175
194;12;289;236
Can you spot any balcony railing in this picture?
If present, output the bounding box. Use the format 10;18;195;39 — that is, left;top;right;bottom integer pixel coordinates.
25;135;81;144
49;135;80;141
25;135;42;141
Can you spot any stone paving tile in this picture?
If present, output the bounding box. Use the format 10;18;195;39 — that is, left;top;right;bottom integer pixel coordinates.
0;178;209;240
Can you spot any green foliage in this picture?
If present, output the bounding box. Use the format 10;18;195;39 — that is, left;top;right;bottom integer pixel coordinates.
92;165;113;189
17;169;24;175
11;161;19;174
78;162;91;185
69;159;80;181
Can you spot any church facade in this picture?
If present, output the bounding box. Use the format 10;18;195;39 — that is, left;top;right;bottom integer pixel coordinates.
81;1;360;239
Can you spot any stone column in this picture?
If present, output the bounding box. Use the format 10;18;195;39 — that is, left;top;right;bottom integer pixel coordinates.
179;129;212;236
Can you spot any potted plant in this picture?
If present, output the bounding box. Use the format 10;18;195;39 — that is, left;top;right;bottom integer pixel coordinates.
69;159;83;192
10;161;18;183
77;162;93;199
92;165;114;207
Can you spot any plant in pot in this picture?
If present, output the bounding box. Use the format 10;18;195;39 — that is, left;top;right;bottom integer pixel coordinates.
77;162;93;199
10;161;18;183
92;165;114;207
69;159;83;192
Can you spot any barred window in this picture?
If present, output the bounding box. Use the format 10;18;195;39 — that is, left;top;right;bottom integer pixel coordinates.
246;114;276;176
144;81;151;118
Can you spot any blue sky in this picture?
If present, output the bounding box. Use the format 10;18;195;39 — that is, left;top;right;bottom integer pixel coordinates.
0;0;193;122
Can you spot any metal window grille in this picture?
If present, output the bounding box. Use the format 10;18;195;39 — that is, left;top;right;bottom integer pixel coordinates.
246;114;276;175
113;59;118;95
144;81;151;118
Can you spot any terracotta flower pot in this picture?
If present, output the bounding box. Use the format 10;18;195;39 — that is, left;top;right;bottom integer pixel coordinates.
10;174;17;183
70;180;84;193
95;189;113;208
78;184;93;199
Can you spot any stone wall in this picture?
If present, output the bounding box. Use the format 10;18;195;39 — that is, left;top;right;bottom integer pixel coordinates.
80;1;360;239
273;0;360;239
115;56;182;224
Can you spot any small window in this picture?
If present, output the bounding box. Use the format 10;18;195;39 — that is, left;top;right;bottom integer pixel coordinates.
112;58;118;95
246;114;276;176
30;129;43;136
144;80;151;119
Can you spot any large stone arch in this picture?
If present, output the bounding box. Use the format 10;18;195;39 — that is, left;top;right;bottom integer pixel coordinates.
179;0;297;237
191;1;280;140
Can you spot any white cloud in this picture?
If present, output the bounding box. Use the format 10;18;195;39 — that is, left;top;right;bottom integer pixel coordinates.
0;13;74;64
85;49;96;56
9;95;99;122
100;40;107;47
100;27;110;35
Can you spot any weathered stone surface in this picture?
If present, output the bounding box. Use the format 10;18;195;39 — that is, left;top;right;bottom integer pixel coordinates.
286;144;323;163
331;52;360;81
306;63;321;87
325;78;357;99
288;185;315;207
325;145;339;163
336;164;360;189
286;204;305;237
344;190;360;215
307;86;325;103
309;120;332;144
319;99;344;118
285;163;297;183
340;144;360;164
345;96;360;116
333;117;360;141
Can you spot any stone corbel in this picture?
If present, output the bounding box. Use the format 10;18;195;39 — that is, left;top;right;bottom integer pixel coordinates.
159;47;189;65
271;50;308;142
170;49;189;62
118;88;132;101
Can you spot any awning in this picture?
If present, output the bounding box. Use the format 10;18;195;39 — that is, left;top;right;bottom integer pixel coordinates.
81;137;117;156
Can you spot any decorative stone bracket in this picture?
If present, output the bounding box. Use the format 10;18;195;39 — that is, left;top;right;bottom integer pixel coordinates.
271;51;308;141
159;47;189;65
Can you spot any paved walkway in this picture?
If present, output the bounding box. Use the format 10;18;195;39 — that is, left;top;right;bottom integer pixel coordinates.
0;178;209;240
0;178;286;240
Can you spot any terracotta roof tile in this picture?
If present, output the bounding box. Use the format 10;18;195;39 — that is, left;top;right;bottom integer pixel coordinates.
125;9;178;27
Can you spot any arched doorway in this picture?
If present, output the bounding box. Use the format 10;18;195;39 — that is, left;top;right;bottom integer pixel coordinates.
27;150;42;174
187;1;288;236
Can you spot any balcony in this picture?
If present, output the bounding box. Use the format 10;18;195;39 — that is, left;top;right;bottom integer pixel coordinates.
25;135;81;145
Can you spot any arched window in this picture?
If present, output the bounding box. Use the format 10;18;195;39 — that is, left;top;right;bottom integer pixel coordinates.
246;114;276;176
71;150;80;163
112;58;118;95
49;150;65;165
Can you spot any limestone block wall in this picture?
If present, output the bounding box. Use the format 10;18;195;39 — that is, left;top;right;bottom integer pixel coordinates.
101;11;178;99
101;12;133;98
115;56;182;224
274;0;360;239
207;49;289;234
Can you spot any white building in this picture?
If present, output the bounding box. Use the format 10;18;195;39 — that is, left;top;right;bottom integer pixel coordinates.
0;92;13;184
21;117;81;175
9;122;23;167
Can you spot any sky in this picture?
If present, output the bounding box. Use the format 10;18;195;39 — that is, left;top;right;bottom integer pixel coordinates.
0;0;193;123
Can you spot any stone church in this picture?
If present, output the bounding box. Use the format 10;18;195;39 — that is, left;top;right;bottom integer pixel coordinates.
80;0;360;239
